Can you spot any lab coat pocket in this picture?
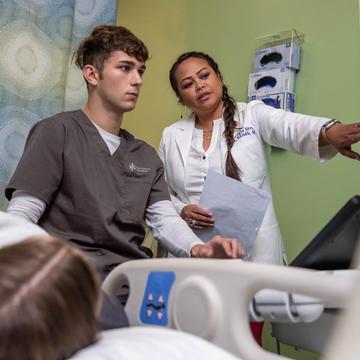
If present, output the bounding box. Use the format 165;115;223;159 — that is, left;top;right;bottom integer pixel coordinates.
252;222;283;264
242;173;266;189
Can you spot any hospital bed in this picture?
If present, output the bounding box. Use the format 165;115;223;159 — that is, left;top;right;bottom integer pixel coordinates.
101;196;360;360
102;259;358;360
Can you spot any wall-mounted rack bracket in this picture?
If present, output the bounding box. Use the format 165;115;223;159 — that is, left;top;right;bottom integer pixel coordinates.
255;29;304;48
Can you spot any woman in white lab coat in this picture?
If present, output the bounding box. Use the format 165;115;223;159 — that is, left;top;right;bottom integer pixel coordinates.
159;51;360;266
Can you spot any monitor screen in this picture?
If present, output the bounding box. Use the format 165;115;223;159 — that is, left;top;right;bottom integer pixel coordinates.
290;195;360;270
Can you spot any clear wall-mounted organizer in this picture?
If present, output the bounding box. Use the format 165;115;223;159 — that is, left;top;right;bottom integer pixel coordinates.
248;29;304;115
255;28;304;49
249;29;305;151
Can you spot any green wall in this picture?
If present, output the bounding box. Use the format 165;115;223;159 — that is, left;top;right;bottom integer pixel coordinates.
117;1;359;359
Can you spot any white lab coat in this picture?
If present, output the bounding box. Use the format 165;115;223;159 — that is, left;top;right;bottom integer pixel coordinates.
159;101;337;264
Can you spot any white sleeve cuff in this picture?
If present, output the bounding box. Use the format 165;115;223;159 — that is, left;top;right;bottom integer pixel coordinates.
145;200;203;257
170;195;187;215
7;190;46;223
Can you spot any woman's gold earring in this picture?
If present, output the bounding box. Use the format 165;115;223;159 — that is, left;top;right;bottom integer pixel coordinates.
178;101;185;119
181;105;185;119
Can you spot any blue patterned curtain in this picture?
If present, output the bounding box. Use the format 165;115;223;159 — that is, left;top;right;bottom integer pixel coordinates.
0;0;117;209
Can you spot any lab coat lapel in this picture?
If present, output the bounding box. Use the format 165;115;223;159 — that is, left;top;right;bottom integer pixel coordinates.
174;116;195;168
220;118;227;174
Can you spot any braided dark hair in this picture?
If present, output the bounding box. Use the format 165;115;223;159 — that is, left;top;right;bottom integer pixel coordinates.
169;51;241;180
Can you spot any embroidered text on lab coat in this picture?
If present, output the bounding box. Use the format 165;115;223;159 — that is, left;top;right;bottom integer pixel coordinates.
234;127;256;141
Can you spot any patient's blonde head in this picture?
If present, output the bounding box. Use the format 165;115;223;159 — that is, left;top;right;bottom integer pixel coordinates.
0;236;100;360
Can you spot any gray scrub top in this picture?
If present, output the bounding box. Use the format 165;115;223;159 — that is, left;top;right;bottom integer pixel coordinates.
6;110;170;277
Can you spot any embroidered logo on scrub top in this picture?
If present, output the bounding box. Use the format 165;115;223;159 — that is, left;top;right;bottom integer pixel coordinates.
128;162;151;173
234;126;256;141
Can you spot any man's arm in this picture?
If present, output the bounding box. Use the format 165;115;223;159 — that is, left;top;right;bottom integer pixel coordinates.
7;190;46;223
145;200;245;259
149;144;244;259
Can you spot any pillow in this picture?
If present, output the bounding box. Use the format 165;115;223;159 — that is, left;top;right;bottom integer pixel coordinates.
0;211;47;248
70;327;240;360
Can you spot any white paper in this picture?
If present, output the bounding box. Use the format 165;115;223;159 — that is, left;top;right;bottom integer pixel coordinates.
194;170;271;260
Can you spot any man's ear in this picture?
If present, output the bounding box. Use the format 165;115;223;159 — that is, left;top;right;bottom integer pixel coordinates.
83;65;99;86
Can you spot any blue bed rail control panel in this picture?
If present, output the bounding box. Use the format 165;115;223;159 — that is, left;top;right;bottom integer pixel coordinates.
140;271;175;326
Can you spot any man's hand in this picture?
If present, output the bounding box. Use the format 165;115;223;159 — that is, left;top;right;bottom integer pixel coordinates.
190;235;245;259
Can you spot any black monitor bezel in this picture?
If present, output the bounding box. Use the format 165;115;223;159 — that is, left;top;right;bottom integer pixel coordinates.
290;195;360;270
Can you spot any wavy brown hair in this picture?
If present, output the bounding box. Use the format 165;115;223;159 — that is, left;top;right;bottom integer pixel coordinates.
0;236;100;360
169;51;241;180
74;24;149;81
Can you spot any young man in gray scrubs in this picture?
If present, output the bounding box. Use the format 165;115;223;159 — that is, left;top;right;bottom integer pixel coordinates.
5;25;245;280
